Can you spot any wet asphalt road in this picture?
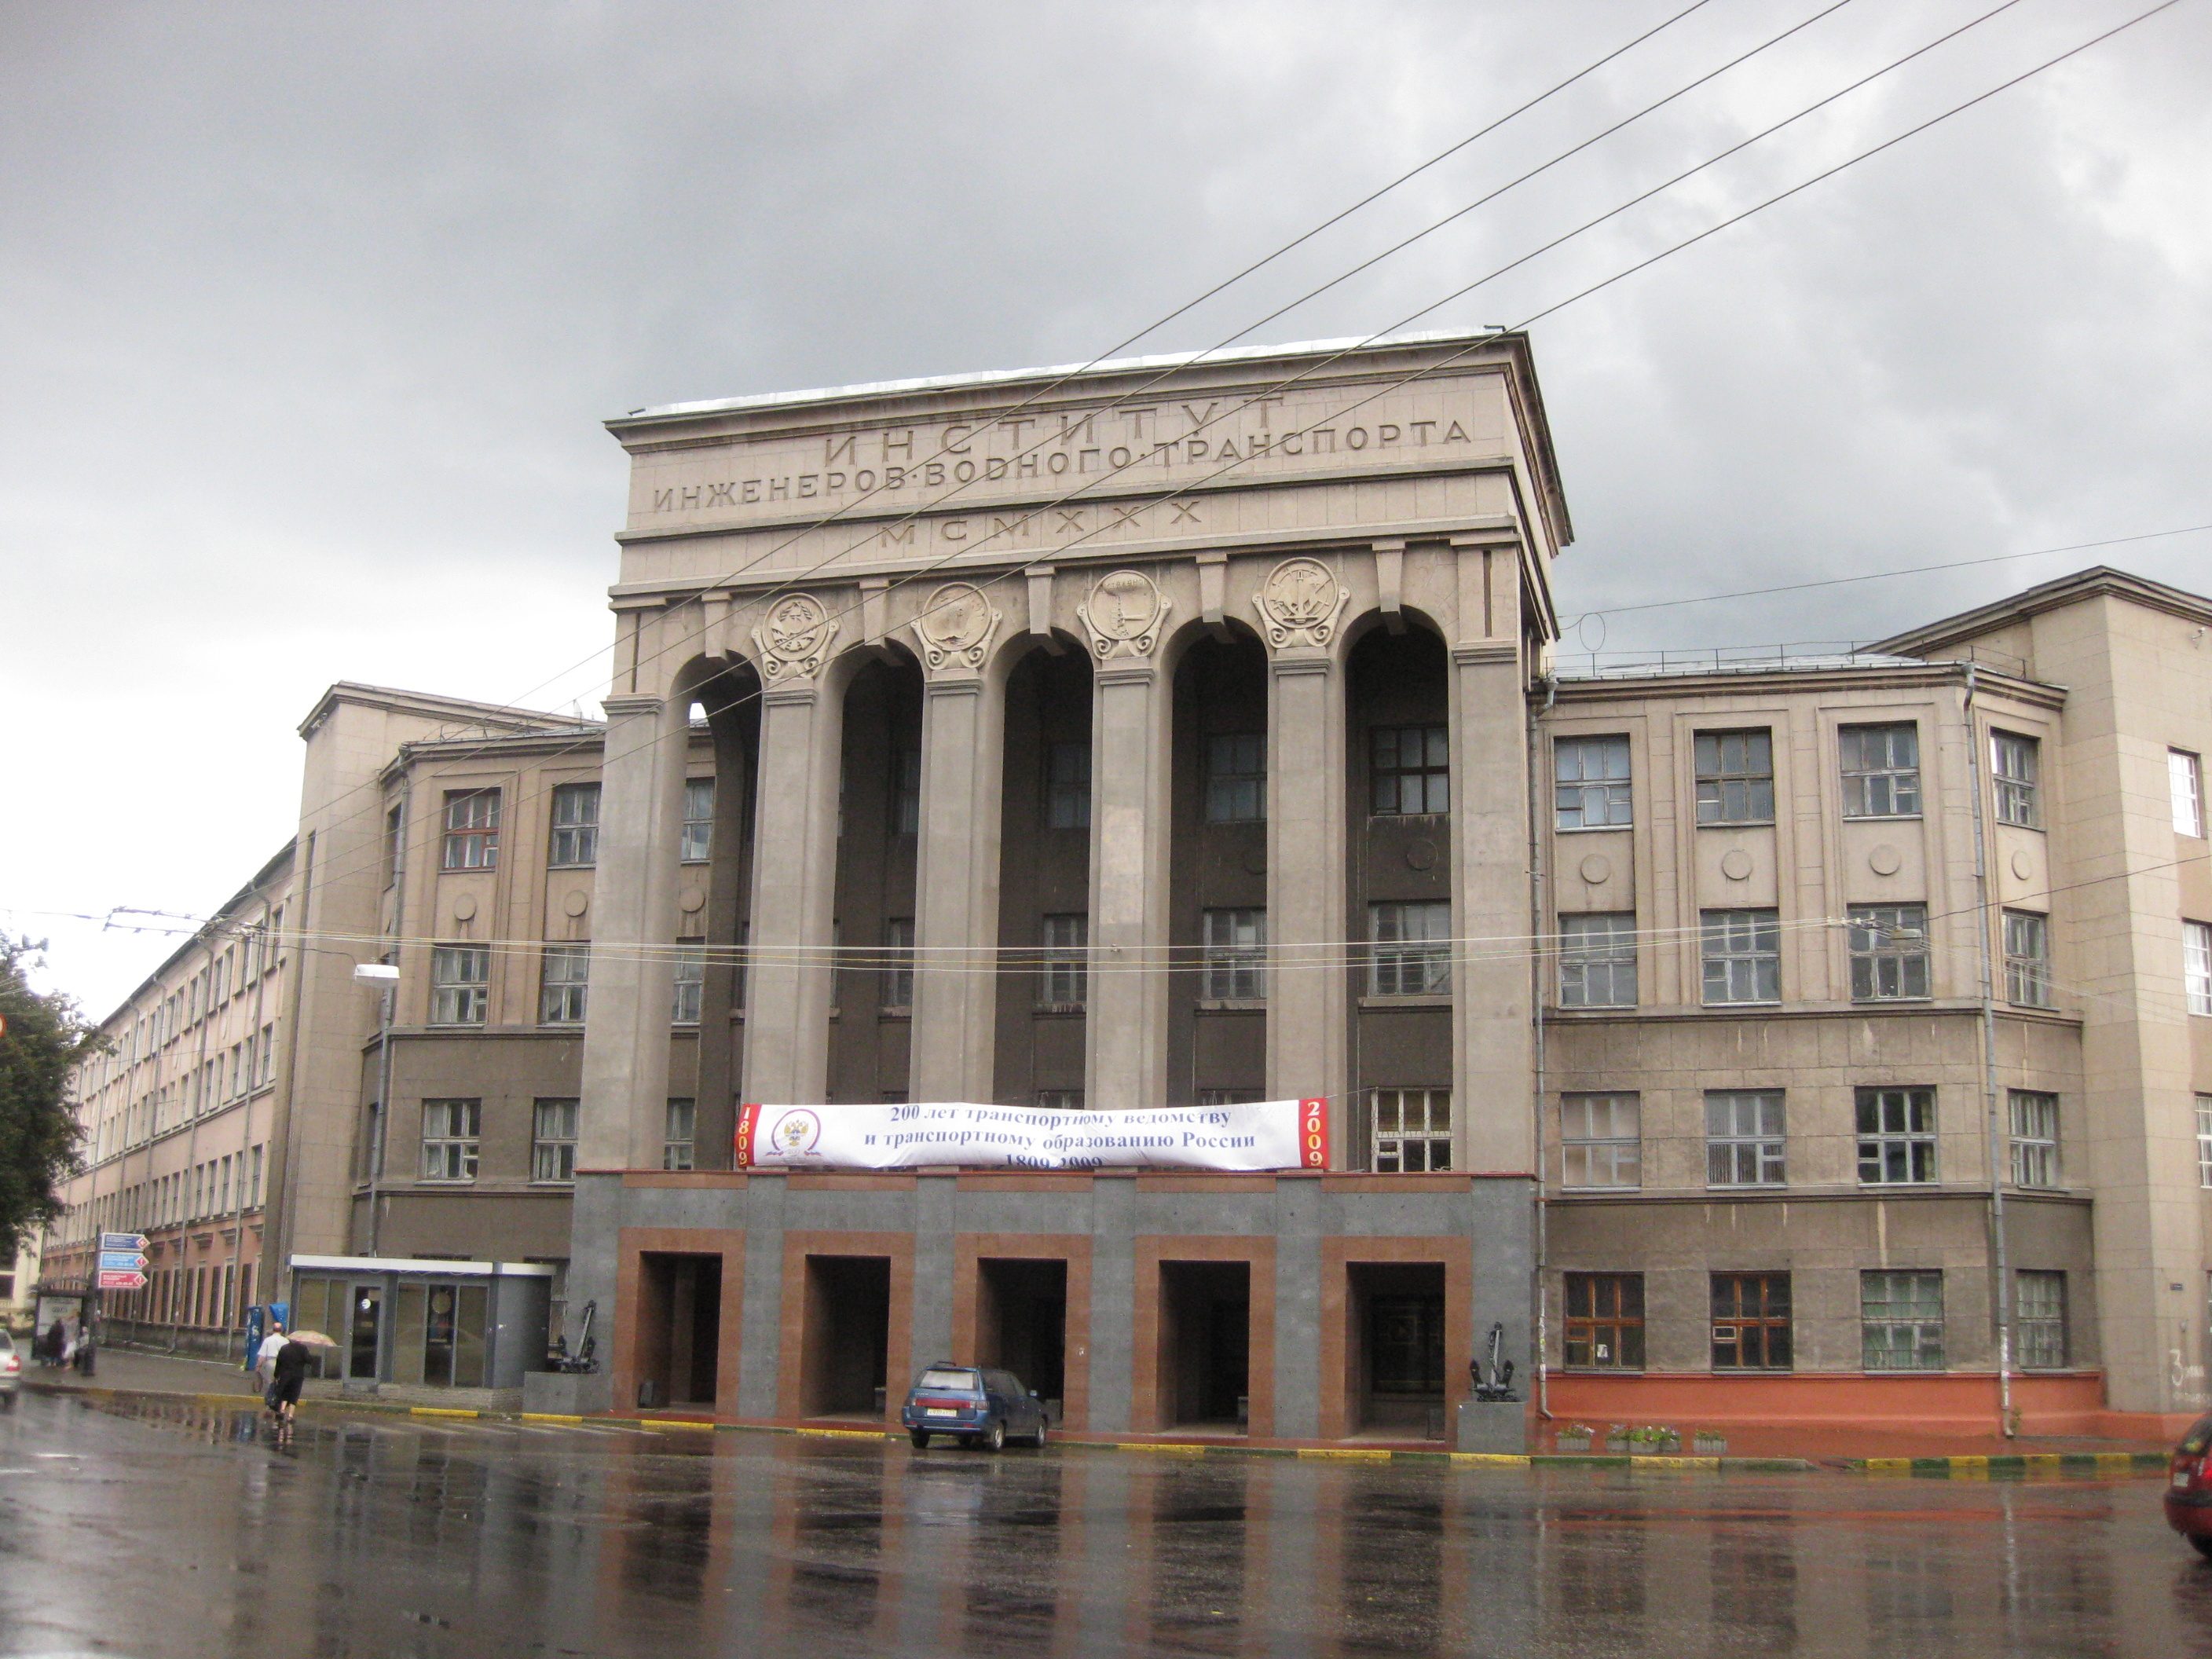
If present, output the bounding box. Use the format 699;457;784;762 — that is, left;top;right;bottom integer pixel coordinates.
2;1390;2209;1658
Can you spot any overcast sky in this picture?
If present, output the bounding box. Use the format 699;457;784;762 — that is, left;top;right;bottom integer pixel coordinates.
5;0;2207;1015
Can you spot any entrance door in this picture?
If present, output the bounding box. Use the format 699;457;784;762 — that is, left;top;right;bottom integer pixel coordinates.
348;1283;383;1382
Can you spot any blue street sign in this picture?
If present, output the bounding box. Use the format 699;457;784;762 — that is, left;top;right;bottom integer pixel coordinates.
99;1251;148;1273
99;1232;148;1253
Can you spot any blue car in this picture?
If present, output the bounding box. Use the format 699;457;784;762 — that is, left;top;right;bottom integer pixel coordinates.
902;1363;1048;1451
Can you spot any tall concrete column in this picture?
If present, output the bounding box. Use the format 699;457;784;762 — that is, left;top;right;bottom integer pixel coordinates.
579;692;688;1171
911;672;1004;1101
1265;648;1351;1139
741;682;844;1104
1085;661;1173;1111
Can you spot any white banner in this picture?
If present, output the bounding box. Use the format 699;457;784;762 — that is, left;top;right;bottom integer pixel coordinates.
735;1098;1329;1173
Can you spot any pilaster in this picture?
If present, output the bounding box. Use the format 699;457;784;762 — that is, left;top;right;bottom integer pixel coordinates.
1265;650;1351;1148
742;681;844;1104
1086;661;1173;1111
911;673;1005;1100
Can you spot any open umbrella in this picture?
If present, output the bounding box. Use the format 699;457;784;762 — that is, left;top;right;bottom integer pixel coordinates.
285;1330;339;1349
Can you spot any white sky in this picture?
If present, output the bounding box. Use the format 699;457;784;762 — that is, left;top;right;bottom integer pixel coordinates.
5;0;2207;1016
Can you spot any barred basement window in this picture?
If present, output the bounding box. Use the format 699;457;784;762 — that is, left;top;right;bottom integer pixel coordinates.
1563;1272;1643;1369
1862;1269;1943;1371
680;778;715;862
881;917;914;1009
1711;1272;1792;1370
1840;723;1920;817
671;940;704;1025
548;782;600;867
1856;1087;1936;1185
1555;735;1632;829
1558;913;1636;1007
1559;1094;1639;1189
441;789;500;870
2015;1270;2067;1369
2004;910;2053;1008
1694;730;1774;824
1046;739;1091;830
1992;731;2040;827
421;1100;481;1183
1849;903;1930;1001
1371;901;1451;996
531;1099;577;1185
2009;1090;2060;1188
1039;914;1087;1006
429;946;489;1026
662;1099;695;1171
1202;908;1266;1000
1204;732;1266;824
1371;724;1449;815
539;944;590;1025
1701;909;1780;1005
1372;1089;1452;1173
1706;1091;1786;1187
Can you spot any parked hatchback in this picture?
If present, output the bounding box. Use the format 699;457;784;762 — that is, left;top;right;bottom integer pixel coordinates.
0;1330;18;1406
2167;1414;2212;1555
901;1364;1047;1451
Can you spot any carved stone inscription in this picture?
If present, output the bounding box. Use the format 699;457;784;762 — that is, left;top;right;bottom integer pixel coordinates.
1254;557;1351;650
1079;569;1170;660
909;582;1001;675
751;593;838;680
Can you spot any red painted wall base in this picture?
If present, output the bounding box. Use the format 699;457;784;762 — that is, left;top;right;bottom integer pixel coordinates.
1537;1371;2159;1439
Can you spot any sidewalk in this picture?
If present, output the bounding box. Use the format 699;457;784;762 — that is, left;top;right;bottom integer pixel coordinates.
25;1346;265;1401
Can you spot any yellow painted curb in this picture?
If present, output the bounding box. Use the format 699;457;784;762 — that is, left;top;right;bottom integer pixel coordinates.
409;1406;480;1419
520;1412;584;1424
2095;1452;2133;1474
2022;1454;2063;1473
1449;1452;1531;1468
1115;1442;1207;1456
650;1419;718;1432
1631;1455;1719;1472
1862;1458;1913;1474
1297;1448;1392;1462
796;1426;884;1439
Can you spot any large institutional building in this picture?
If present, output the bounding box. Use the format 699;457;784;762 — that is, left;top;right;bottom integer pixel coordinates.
46;335;2212;1441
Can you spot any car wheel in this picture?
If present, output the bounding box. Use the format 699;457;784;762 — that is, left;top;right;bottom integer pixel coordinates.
909;1429;930;1449
1031;1415;1047;1448
982;1418;1005;1452
2192;1535;2212;1561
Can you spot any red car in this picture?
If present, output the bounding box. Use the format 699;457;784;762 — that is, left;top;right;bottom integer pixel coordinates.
2165;1415;2212;1555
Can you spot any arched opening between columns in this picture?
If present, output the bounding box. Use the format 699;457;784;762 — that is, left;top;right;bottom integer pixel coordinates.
826;649;923;1104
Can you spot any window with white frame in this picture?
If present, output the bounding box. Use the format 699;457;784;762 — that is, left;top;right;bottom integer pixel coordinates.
1555;735;1632;829
1371;725;1449;815
881;917;914;1009
441;789;500;870
1856;1086;1936;1185
1046;739;1091;830
420;1100;481;1182
549;782;600;867
2004;910;2053;1008
680;778;715;863
1992;731;2040;827
1371;901;1451;996
2188;921;2212;1016
1848;903;1930;1001
1701;909;1780;1005
1372;1089;1452;1173
2015;1269;2067;1369
2199;1096;2212;1188
1694;730;1775;825
1861;1269;1943;1371
662;1099;695;1171
383;803;405;890
1202;907;1266;999
532;1099;577;1184
1558;913;1636;1007
429;946;490;1026
1559;1093;1639;1188
2172;750;2204;837
539;944;589;1025
1840;723;1921;818
671;940;704;1024
2009;1090;2060;1188
1707;1090;1786;1187
1204;733;1266;824
1039;914;1087;1006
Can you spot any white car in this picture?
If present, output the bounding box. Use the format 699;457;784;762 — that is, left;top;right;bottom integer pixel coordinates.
0;1330;18;1405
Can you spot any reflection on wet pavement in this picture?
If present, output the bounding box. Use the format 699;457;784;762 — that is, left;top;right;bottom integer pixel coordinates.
0;1389;2199;1657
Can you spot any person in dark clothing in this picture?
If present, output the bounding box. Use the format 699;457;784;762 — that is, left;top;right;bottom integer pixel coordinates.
269;1337;313;1439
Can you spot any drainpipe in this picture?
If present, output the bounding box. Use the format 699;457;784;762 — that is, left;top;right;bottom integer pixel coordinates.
1528;672;1558;1422
1964;663;2016;1436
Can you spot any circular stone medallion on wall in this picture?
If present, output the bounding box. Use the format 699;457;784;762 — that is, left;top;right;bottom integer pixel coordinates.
679;887;706;915
1577;853;1612;884
1243;849;1268;877
564;890;591;918
452;893;478;922
1867;844;1903;877
1719;849;1755;882
2010;849;2035;881
1406;840;1437;872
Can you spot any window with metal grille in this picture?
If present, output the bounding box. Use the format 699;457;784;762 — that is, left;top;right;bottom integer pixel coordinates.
549;782;600;868
1706;1091;1786;1187
1562;1272;1643;1369
420;1100;481;1183
2174;750;2205;837
441;789;500;870
1555;735;1632;829
1371;901;1451;996
539;944;589;1025
2015;1270;2067;1369
671;940;704;1024
1840;723;1921;818
531;1099;577;1185
1371;724;1449;815
1039;914;1087;1006
1046;739;1091;830
1861;1269;1943;1371
1992;731;2039;827
1694;730;1774;824
2009;1090;2060;1188
2188;921;2212;1016
679;778;715;862
429;946;489;1026
663;1099;695;1172
893;747;921;836
1701;909;1780;1004
1560;1094;1639;1189
1712;1272;1792;1370
1204;732;1266;823
1856;1087;1936;1185
1849;903;1930;1001
1372;1089;1452;1173
1202;908;1266;999
2004;910;2053;1007
1558;913;1636;1007
881;917;914;1009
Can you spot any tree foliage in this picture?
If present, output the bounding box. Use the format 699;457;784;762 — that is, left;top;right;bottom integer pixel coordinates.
0;937;96;1258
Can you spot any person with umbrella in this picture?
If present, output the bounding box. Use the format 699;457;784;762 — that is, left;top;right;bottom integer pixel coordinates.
268;1328;334;1440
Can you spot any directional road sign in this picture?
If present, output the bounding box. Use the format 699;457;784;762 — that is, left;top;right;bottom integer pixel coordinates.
99;1232;148;1253
99;1251;148;1273
97;1269;147;1291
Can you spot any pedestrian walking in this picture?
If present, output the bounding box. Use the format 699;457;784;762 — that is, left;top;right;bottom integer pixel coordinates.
269;1334;313;1441
255;1320;288;1398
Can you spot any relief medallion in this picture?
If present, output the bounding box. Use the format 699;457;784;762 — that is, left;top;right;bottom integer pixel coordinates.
1253;556;1351;650
751;592;839;680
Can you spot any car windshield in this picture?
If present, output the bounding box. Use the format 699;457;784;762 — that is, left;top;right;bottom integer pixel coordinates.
916;1368;980;1391
0;1331;13;1353
2180;1414;2212;1456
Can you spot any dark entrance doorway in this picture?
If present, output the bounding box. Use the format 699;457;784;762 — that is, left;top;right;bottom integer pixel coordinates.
1158;1260;1250;1430
976;1258;1067;1417
800;1254;890;1418
638;1253;722;1408
1348;1262;1446;1436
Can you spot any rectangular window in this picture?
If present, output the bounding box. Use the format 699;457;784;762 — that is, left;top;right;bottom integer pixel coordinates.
531;1099;578;1185
1039;914;1087;1006
549;782;601;868
420;1100;482;1183
1046;739;1091;830
2188;921;2212;1016
429;946;490;1026
1992;731;2040;827
1371;1088;1452;1173
680;778;715;863
1555;735;1632;830
2015;1270;2067;1369
1712;1272;1792;1371
2009;1090;2060;1188
671;940;704;1025
1856;1087;1936;1185
1840;723;1921;818
1202;907;1266;1000
539;944;590;1025
440;789;500;870
1562;1272;1643;1369
1036;1089;1083;1111
2174;750;2206;837
1559;1093;1639;1189
2004;910;2053;1008
1371;724;1449;815
2199;1097;2212;1188
662;1099;695;1172
1695;730;1774;825
1371;900;1452;996
1701;909;1780;1005
1558;913;1636;1008
1706;1090;1786;1187
881;917;914;1009
1849;903;1931;1001
1197;1088;1263;1107
894;746;922;837
1862;1269;1944;1371
1204;732;1266;824
383;803;405;889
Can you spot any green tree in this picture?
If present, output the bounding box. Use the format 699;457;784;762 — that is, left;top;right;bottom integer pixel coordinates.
0;937;95;1257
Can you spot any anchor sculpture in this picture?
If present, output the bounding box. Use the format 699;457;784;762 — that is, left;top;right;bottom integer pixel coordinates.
1470;1319;1518;1402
